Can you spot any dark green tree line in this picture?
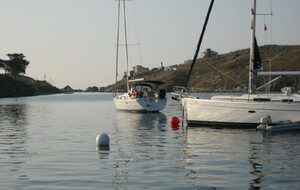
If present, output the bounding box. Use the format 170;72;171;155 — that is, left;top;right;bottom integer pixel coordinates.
0;53;30;78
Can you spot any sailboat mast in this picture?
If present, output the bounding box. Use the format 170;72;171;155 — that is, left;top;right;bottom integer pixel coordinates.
184;0;215;88
122;0;130;92
249;0;256;94
114;0;121;94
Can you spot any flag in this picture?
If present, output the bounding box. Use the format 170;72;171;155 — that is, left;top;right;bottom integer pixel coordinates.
264;24;268;31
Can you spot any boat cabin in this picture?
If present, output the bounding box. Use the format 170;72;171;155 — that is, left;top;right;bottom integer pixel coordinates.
128;80;166;99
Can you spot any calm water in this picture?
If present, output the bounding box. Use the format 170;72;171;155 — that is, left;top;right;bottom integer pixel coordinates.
0;93;300;190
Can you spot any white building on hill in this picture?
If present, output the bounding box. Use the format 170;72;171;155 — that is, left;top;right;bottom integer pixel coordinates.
130;65;150;76
200;48;218;58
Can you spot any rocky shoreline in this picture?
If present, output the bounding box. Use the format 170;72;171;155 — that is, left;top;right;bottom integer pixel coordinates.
0;75;61;98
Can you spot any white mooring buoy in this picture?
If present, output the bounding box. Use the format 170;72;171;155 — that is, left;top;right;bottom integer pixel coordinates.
96;133;110;150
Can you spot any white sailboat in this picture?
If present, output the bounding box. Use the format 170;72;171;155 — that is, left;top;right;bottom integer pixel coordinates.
113;0;167;112
181;0;300;127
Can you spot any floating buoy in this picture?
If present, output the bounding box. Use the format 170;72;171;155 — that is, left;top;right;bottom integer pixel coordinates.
170;116;180;126
96;134;110;150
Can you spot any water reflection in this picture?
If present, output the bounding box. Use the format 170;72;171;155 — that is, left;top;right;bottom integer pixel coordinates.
112;112;188;189
248;131;300;189
114;111;167;129
0;104;28;126
113;111;168;155
248;141;264;190
0;104;29;181
1;94;299;189
184;128;300;189
114;111;169;155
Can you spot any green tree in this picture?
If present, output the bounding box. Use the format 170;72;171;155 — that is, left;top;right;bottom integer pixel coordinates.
0;53;30;77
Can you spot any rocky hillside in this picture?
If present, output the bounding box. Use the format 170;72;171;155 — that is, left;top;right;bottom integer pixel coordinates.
100;45;300;92
0;75;61;98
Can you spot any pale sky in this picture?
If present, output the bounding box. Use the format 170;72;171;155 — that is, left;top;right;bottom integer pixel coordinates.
0;0;299;89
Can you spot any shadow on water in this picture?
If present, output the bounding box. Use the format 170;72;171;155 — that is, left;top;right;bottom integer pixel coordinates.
0;104;29;181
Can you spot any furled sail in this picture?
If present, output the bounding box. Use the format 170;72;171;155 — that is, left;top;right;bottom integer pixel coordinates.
253;37;262;70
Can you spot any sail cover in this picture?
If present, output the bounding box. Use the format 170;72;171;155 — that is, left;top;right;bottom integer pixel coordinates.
254;37;262;70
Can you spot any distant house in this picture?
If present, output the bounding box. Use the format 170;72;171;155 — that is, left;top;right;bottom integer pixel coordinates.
165;65;178;71
130;65;150;77
151;67;159;72
200;48;218;58
159;62;165;70
184;59;193;64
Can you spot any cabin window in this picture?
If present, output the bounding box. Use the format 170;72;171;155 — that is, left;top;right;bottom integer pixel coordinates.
253;98;271;102
282;99;293;103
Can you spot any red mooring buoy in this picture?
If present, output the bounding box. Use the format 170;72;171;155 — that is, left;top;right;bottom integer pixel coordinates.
170;116;180;126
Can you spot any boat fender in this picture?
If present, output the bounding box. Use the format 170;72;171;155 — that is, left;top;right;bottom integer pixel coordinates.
261;115;272;124
257;115;272;131
132;90;137;97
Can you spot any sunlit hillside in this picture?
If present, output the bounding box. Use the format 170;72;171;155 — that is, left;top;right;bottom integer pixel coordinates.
100;45;300;92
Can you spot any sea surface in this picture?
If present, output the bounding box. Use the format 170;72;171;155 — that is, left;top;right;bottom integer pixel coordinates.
0;93;300;190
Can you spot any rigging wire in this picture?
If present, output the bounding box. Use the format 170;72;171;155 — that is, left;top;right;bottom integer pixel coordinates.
122;0;130;92
124;1;139;69
114;0;121;94
131;1;143;67
263;14;269;92
265;0;273;92
201;59;247;90
135;0;157;67
116;0;149;81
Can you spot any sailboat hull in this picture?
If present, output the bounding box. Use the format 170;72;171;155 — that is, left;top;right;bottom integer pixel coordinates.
182;97;300;128
179;0;300;128
114;94;167;112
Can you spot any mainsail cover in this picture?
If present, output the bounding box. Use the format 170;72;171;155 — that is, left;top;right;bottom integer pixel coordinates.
254;37;262;70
